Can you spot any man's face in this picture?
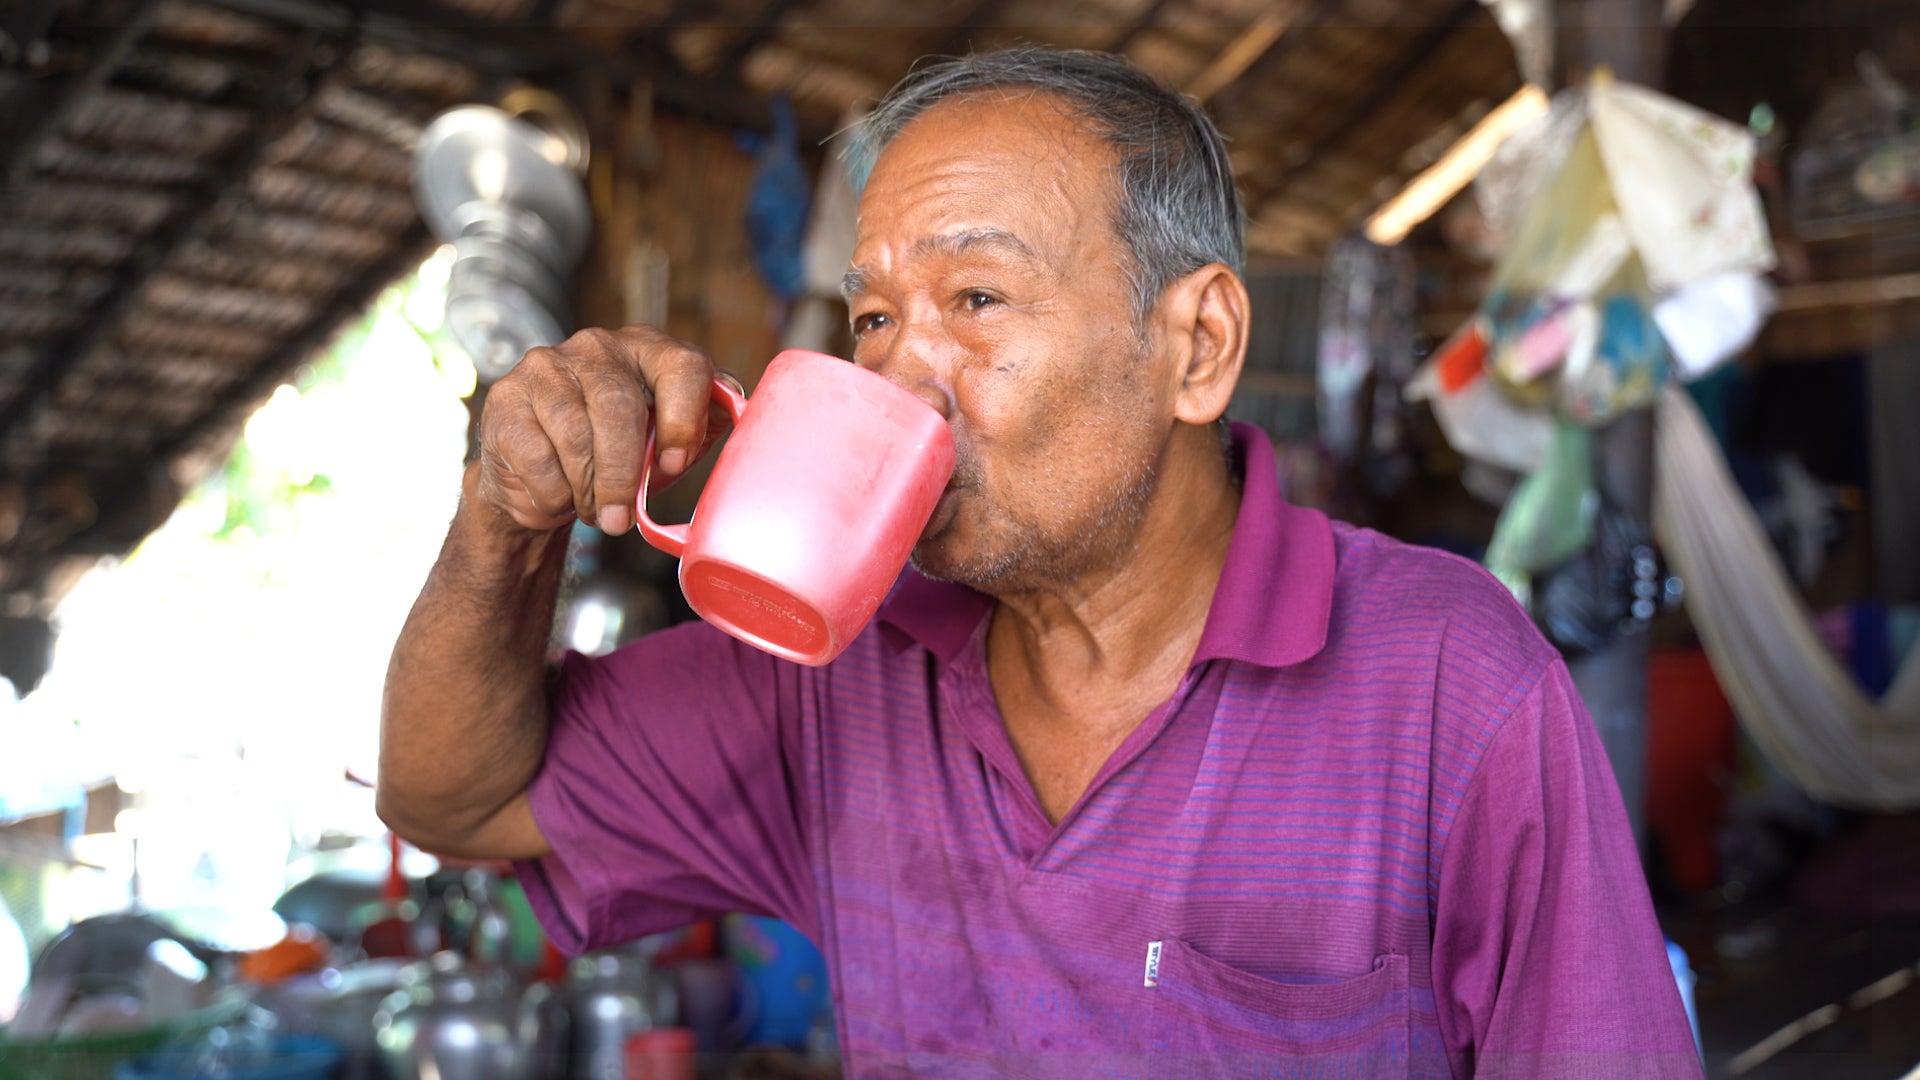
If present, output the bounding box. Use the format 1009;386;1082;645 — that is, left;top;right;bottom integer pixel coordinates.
845;92;1174;594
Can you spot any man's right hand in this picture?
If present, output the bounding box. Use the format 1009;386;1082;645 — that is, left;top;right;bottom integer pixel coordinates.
473;325;739;538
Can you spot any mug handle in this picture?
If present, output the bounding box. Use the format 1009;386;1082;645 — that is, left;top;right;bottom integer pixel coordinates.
635;375;750;557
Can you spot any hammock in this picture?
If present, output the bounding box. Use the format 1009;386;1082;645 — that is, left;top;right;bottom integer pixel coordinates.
1654;384;1920;810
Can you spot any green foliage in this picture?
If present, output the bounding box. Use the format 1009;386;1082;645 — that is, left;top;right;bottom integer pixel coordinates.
198;267;461;545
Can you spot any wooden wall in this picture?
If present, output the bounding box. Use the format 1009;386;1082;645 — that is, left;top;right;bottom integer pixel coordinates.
575;108;789;393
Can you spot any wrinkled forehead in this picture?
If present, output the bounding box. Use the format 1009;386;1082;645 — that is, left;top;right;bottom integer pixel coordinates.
888;85;1112;147
853;91;1123;252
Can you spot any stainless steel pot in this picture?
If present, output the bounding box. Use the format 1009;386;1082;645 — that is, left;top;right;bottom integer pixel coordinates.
372;952;555;1080
561;950;678;1080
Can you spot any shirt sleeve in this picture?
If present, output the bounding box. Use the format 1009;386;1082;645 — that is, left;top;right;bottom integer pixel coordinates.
1432;659;1703;1080
512;620;817;953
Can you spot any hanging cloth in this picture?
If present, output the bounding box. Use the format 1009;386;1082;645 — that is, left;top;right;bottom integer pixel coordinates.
1654;383;1920;810
783;106;867;354
740;97;812;303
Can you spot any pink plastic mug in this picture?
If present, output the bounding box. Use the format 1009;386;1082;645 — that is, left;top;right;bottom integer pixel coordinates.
634;348;956;666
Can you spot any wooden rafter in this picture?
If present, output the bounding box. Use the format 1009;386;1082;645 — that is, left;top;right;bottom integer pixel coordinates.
197;0;800;135
933;0;1016;59
150;226;437;464
1238;0;1481;218
1108;0;1180;54
1774;271;1920;312
0;0;64;66
629;0;702;43
718;0;805;78
0;0;166;187
205;0;584;71
52;225;436;572
1195;0;1336;111
1184;8;1295;102
0;28;333;443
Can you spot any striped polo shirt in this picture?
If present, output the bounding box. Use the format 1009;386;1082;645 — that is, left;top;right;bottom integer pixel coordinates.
517;423;1701;1079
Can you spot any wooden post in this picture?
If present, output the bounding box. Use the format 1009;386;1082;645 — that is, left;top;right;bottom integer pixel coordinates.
1555;0;1666;848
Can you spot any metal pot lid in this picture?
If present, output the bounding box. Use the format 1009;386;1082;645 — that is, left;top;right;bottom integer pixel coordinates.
414;105;590;265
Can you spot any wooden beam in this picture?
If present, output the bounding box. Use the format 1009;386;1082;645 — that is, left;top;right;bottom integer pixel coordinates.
605;0;699;59
197;0;802;136
524;0;567;25
1108;0;1180;54
717;0;804;78
1239;0;1480;215
637;0;703;41
1554;0;1666;854
13;227;430;595
28;225;438;584
1772;271;1920;312
202;0;585;71
0;0;165;187
1184;9;1295;103
0;0;64;67
1761;288;1920;360
1408;231;1917;334
118;38;296;83
933;0;1016;59
0;29;332;443
1192;0;1338;105
148;227;437;463
621;33;836;142
1410;273;1920;337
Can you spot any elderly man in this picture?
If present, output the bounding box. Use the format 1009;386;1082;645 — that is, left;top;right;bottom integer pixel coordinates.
381;48;1699;1078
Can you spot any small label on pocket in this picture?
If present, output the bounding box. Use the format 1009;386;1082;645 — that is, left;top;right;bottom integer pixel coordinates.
1143;940;1163;988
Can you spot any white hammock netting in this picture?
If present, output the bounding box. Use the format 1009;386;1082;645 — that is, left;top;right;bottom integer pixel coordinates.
1654;384;1920;810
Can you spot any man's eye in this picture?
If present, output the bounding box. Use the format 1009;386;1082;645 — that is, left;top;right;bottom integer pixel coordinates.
964;291;998;310
852;312;890;336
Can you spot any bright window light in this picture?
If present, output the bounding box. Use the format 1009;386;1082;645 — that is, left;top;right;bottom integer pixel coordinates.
8;252;472;922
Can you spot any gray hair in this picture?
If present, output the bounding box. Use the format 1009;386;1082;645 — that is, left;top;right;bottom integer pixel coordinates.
853;47;1245;326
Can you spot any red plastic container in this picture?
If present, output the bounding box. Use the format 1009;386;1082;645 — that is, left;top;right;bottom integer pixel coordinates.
624;1028;696;1080
636;349;956;666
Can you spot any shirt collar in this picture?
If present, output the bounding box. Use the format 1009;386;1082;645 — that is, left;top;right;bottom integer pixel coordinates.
875;421;1335;670
874;569;993;666
1191;421;1335;668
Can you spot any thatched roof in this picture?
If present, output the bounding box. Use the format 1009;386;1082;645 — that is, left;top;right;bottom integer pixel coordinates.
0;0;488;610
0;0;1531;611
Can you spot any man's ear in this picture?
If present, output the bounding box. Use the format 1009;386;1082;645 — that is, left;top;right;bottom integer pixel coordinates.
1157;263;1250;426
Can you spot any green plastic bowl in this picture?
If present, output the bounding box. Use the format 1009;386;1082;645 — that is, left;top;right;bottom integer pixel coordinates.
115;1035;341;1080
0;999;246;1080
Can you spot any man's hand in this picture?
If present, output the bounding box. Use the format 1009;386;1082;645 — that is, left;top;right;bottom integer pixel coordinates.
383;322;740;859
474;325;740;537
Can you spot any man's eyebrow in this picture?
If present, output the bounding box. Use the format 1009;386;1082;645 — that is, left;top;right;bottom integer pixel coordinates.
913;227;1039;263
840;265;869;303
840;228;1041;303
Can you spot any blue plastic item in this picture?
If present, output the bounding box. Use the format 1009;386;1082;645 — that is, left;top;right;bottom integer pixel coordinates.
115;1035;342;1080
1665;940;1701;1058
737;98;812;302
724;916;829;1050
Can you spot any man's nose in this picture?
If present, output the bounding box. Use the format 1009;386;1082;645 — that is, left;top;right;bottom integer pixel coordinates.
870;329;956;421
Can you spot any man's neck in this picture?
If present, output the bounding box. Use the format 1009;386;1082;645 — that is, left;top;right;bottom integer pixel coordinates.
987;424;1242;713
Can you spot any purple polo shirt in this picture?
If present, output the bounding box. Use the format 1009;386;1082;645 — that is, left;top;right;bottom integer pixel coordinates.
516;423;1701;1078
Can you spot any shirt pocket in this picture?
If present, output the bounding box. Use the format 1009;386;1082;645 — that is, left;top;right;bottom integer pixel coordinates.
1146;940;1409;1078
